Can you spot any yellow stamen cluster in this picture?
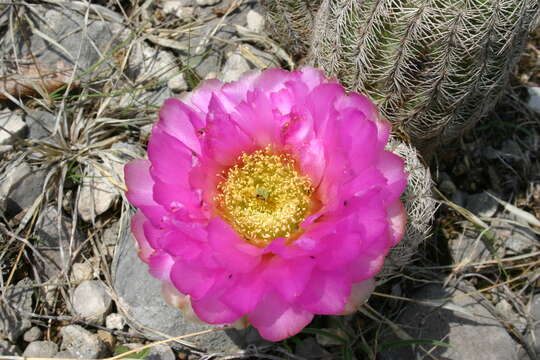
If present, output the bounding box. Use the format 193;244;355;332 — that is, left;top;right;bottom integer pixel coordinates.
215;147;313;247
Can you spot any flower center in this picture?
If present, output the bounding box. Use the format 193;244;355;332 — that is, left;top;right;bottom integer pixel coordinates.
215;147;314;247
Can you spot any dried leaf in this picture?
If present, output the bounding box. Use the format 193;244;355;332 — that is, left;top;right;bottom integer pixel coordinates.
0;62;76;100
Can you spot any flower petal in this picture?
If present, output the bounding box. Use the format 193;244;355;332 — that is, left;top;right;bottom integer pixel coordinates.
387;199;407;245
148;127;193;182
161;283;204;324
148;250;174;282
130;211;153;263
159;229;203;260
170;259;217;300
262;256;315;302
376;151;408;204
220;273;266;314
201;95;256;166
297;270;350;314
231;89;280;146
347;254;385;282
295;138;326;187
249;291;314;342
307;83;344;137
184;78;223;113
125;159;156;207
207;218;262;273
342;279;375;315
316;232;363;271
298;67;327;92
191;295;241;324
158;98;203;154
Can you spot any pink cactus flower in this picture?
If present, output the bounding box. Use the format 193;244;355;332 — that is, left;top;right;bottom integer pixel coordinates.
125;67;407;342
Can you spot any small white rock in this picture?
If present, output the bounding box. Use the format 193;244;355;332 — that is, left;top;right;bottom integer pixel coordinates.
129;43;178;84
0;145;13;154
163;0;183;14
60;325;107;359
177;6;194;18
0;109;27;145
167;73;189;93
23;341;58;358
196;0;221;6
163;0;194;11
55;350;76;358
71;280;112;324
23;326;42;342
105;313;125;330
71;262;93;284
0;162;30;212
163;1;195;18
77;165;118;222
246;10;265;33
204;71;218;80
220;53;251;83
527;87;540;113
140;124;152;140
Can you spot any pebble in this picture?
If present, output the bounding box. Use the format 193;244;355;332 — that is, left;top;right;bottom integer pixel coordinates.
123;343;175;360
55;350;76;358
196;0;221;6
0;109;27;145
167;73;189;93
0;161;46;217
0;144;13;154
220;52;251;83
0;339;21;356
71;262;94;284
77;165;119;222
71;280;112;324
379;284;519;360
246;10;265;33
438;172;457;196
527;86;540;113
0;278;33;341
105;313;125;330
97;330;115;350
25;110;55;140
451;189;467;207
493;214;537;253
100;221;120;258
60;325;107;359
163;1;195;18
33;205;84;280
204;71;218;79
295;337;332;359
465;191;498;218
23;341;58;357
23;326;43;342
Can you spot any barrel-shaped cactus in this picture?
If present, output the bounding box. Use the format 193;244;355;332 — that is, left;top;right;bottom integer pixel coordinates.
262;0;322;60
265;0;539;151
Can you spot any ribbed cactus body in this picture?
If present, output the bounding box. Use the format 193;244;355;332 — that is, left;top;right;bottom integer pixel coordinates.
262;0;323;59
266;0;539;150
310;0;538;148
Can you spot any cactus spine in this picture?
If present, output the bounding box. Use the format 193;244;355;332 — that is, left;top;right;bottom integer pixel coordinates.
261;0;323;60
265;0;539;150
